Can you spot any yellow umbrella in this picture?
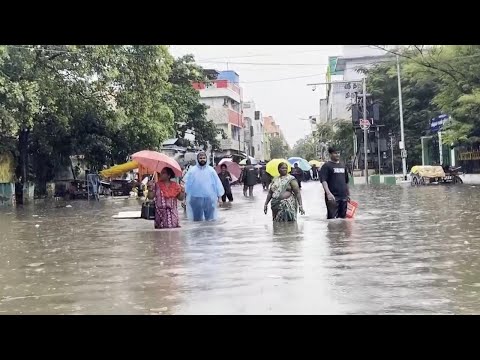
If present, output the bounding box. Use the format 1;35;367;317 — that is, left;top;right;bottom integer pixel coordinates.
100;160;139;178
308;160;323;167
266;159;291;178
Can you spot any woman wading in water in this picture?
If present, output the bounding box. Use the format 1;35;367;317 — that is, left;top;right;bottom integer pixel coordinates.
264;162;305;222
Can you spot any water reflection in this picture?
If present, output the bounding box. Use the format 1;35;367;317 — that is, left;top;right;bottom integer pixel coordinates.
1;182;480;314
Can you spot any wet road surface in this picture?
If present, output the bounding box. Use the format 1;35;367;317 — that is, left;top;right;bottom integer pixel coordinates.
1;181;480;314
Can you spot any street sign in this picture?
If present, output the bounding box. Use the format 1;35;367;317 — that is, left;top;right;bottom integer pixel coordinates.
401;149;407;158
359;119;370;130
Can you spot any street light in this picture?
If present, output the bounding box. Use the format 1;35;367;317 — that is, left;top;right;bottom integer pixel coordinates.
396;55;407;180
307;79;369;185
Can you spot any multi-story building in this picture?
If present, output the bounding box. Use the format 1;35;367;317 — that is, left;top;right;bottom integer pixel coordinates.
325;45;397;122
243;101;265;161
263;116;289;158
263;132;271;161
324;46;402;172
264;116;288;145
192;70;246;160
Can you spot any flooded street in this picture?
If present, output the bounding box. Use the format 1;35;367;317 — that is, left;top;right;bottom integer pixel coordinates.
1;182;480;314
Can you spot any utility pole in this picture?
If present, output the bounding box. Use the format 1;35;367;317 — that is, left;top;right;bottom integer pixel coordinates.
307;79;365;178
377;126;381;174
390;134;395;175
396;55;407;180
362;77;368;184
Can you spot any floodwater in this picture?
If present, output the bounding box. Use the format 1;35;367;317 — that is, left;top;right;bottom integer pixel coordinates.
1;181;480;314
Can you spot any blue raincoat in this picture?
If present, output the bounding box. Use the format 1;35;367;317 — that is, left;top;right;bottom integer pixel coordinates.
184;156;225;221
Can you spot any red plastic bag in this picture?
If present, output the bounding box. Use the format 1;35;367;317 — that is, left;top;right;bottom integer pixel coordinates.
346;200;358;219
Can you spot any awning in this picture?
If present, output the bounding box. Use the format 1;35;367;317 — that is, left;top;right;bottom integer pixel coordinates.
100;161;139;178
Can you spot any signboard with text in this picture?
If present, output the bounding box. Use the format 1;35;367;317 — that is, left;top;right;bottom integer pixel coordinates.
430;114;449;133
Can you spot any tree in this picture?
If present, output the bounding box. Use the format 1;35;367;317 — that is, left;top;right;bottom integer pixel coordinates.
363;56;439;166
163;54;225;150
0;45;203;191
371;45;480;148
289;134;317;160
269;136;288;159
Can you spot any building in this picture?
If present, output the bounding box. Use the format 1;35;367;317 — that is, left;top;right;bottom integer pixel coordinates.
324;46;403;173
325;45;398;122
263;116;289;159
263;132;271;161
264;116;288;147
243;101;265;161
192;70;246;161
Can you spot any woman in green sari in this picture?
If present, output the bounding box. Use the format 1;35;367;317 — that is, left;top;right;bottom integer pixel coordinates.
263;162;305;222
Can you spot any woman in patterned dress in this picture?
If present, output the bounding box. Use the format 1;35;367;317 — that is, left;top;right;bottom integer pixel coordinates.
263;162;305;222
154;167;185;229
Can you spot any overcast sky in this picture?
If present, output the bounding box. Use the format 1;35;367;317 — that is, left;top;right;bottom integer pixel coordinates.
169;45;343;147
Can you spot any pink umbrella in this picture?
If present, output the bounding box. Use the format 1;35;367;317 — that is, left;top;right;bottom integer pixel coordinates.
215;159;242;179
131;150;182;177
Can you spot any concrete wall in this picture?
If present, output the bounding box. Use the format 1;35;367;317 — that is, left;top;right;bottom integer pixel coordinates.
243;101;265;161
460;174;480;185
0;183;15;206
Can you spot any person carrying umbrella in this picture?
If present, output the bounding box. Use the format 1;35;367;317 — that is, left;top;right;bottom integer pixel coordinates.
291;163;304;189
183;151;225;221
148;167;185;229
217;163;234;204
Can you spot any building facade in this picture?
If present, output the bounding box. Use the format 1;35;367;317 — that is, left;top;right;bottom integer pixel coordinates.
192;70;246;160
263;116;288;147
243;101;265;161
325;45;397;122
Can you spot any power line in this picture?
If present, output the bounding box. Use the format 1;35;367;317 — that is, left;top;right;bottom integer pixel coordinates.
197;47;336;62
242;73;326;84
198;60;329;66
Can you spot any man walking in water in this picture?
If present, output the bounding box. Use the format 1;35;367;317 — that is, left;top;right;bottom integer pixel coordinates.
291;163;303;189
242;159;257;197
319;146;350;219
184;151;225;221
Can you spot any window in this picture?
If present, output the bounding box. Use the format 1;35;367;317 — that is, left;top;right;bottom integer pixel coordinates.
231;126;240;141
258;145;260;151
223;98;228;107
250;126;254;137
254;111;260;120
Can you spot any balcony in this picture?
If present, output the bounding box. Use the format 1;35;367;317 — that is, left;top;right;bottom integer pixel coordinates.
193;80;241;103
206;107;244;127
220;138;240;151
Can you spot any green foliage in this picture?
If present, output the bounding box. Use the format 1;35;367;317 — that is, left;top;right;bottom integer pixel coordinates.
365;45;480;164
163;55;224;150
269;136;288;159
0;45;221;187
292;120;355;162
289;134;316;160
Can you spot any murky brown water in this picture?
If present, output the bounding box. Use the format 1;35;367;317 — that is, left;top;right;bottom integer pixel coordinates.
1;181;480;314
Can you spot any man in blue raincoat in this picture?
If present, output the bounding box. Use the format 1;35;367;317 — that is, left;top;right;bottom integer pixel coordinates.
184;151;225;221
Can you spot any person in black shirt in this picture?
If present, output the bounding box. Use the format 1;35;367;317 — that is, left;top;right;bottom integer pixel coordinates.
319;146;350;219
217;164;233;203
291;163;303;189
311;164;319;180
242;159;257;197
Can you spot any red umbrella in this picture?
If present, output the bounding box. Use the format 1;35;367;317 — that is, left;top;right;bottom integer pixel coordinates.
131;150;182;178
215;159;241;180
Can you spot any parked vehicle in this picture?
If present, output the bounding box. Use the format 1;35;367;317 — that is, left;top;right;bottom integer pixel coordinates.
410;165;463;185
110;179;134;196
